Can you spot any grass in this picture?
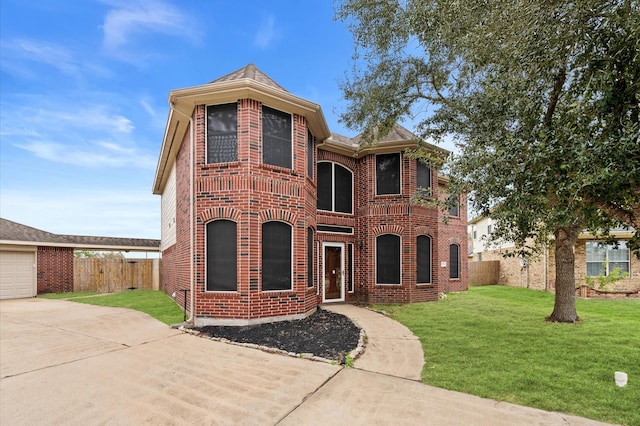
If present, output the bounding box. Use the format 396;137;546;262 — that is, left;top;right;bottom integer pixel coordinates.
373;286;639;426
39;290;185;325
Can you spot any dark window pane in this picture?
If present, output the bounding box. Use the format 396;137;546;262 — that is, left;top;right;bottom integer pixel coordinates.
348;244;354;292
307;130;314;178
376;234;401;284
206;220;237;291
262;221;292;291
317;162;332;211
206;103;237;163
334;164;353;213
262;106;291;168
317;225;353;234
449;244;460;279
448;196;459;216
417;161;431;195
376;153;400;195
307;227;314;288
417;235;432;283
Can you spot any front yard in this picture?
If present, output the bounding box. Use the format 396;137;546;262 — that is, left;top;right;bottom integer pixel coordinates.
375;286;639;426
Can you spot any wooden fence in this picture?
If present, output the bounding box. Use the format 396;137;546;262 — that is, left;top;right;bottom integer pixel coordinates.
469;260;500;286
74;258;160;293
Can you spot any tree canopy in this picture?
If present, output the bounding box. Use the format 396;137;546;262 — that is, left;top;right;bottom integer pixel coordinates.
337;0;640;322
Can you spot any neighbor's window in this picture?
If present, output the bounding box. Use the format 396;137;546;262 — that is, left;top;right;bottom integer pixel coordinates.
586;241;630;276
307;130;314;179
262;221;292;291
376;234;401;284
317;162;353;214
376;153;400;195
449;244;460;279
206;220;237;291
416;161;432;197
417;235;432;284
206;103;238;163
307;227;314;288
262;106;292;169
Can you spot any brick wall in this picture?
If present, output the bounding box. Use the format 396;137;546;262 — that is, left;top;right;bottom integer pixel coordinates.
37;246;73;294
437;180;469;293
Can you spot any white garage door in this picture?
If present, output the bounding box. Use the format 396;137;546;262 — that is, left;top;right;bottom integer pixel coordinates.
0;251;36;300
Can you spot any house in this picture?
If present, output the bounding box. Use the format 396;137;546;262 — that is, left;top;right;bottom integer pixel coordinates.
468;216;639;296
0;218;160;299
152;64;468;326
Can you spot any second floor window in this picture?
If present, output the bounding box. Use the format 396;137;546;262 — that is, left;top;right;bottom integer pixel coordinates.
206;103;237;163
417;160;432;197
317;162;353;214
376;153;400;195
263;106;292;169
448;195;460;217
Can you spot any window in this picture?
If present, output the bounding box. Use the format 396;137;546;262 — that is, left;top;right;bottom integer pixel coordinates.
417;235;432;284
317;162;353;214
487;224;493;234
376;153;400;195
348;243;354;292
586;241;630;276
416;161;432;197
307;227;314;288
262;106;292;168
448;195;459;217
449;244;460;279
376;234;401;284
206;220;237;291
262;221;292;291
206;103;237;163
472;225;477;239
307;130;314;178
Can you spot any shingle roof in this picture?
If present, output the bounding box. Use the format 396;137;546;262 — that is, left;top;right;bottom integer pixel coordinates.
0;218;160;250
352;123;418;145
210;63;288;92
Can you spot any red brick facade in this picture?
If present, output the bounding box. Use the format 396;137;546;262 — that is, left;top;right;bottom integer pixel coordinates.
156;65;468;325
37;246;74;294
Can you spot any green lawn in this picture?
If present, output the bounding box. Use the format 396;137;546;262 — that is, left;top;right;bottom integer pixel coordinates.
374;286;639;425
40;290;185;325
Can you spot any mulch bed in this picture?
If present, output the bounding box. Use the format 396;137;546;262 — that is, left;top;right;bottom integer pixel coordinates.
195;308;361;362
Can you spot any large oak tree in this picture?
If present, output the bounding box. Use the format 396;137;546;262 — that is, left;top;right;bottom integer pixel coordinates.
337;0;640;322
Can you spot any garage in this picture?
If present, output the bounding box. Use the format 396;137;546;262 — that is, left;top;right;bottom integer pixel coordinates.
0;250;36;300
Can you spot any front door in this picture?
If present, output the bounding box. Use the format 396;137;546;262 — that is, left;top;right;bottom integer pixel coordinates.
323;243;344;302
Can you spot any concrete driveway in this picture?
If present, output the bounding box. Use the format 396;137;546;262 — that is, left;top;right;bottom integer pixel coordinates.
0;298;610;425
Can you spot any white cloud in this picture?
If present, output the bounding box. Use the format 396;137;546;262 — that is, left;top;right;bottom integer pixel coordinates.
253;15;278;49
0;188;160;239
100;0;199;62
1;99;156;169
0;38;80;78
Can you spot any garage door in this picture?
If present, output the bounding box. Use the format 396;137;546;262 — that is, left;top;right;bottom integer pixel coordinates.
0;251;36;299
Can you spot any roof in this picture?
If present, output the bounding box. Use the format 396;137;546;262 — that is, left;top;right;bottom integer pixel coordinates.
210;63;287;92
0;218;160;251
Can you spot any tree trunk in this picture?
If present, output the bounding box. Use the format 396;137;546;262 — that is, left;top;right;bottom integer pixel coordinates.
547;225;581;323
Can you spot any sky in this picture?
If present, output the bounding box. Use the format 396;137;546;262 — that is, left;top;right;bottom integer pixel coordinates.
0;0;448;240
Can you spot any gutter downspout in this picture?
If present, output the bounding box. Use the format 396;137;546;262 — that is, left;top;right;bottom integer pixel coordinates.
170;103;195;324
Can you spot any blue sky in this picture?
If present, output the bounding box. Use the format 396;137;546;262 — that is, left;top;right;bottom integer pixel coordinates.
1;0;449;240
0;0;360;239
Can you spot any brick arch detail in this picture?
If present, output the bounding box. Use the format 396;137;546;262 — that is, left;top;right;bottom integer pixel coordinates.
415;225;434;237
259;209;297;225
199;207;242;223
372;224;405;236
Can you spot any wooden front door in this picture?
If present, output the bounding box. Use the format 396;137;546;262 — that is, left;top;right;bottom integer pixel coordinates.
323;243;344;302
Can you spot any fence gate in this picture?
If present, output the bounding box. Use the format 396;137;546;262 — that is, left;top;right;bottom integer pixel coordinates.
74;258;159;293
469;260;500;286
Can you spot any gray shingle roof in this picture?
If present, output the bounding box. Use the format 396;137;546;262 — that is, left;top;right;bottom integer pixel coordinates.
0;218;160;250
210;63;288;92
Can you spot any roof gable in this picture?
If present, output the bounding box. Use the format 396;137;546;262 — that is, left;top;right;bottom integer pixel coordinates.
210;63;288;92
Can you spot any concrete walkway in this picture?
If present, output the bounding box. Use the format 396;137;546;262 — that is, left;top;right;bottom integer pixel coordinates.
322;304;424;380
0;298;612;425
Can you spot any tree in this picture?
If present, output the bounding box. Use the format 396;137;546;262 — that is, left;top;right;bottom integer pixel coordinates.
336;0;640;322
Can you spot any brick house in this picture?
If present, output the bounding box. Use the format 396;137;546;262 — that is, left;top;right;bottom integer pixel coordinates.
153;64;468;326
0;218;160;299
468;216;639;297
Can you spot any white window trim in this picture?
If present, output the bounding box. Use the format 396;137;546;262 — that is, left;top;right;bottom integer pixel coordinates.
375;153;402;196
317;161;354;215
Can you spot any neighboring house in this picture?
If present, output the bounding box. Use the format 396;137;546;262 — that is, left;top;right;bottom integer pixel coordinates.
0;218;160;299
468;216;639;296
153;64;468;326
